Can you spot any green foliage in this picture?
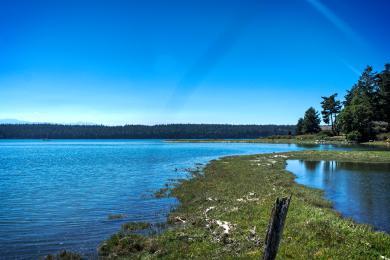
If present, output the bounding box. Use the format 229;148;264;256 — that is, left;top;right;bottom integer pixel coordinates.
320;93;341;134
376;132;390;141
345;131;362;142
335;65;390;142
377;64;390;128
338;93;374;141
296;118;304;135
344;66;377;107
0;124;295;139
293;108;321;136
313;63;390;142
302;107;321;134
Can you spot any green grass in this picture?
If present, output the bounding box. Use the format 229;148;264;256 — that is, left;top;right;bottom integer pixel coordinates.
99;150;390;259
121;222;151;232
362;141;390;147
168;134;390;148
167;133;349;145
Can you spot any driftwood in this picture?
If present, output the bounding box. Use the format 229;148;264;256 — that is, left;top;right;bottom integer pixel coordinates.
263;195;292;260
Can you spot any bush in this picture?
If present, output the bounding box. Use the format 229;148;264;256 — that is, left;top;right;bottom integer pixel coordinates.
318;130;333;137
376;132;390;141
346;131;362;142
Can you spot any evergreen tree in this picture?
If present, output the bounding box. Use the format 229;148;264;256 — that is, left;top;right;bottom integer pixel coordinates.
338;94;374;141
338;66;379;141
320;93;342;134
302;107;321;134
377;64;390;130
296;118;304;135
0;124;296;139
344;66;377;107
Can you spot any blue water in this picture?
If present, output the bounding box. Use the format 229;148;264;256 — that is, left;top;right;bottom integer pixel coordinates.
286;160;390;233
0;140;351;259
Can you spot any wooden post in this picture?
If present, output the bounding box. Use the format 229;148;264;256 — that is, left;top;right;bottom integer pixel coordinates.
263;195;292;260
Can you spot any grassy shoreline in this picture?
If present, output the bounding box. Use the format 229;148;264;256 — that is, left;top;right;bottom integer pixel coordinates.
166;134;349;145
99;150;390;259
167;136;390;148
167;138;346;145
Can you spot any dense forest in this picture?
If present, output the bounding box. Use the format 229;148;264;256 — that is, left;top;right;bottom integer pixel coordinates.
297;63;390;142
0;124;295;139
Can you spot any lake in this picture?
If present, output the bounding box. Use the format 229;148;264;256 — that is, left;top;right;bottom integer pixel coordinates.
0;140;366;258
286;160;390;233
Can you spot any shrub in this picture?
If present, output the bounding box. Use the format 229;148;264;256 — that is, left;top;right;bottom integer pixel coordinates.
346;131;362;142
376;132;390;141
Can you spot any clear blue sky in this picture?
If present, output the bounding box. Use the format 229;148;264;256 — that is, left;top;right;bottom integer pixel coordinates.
0;0;389;125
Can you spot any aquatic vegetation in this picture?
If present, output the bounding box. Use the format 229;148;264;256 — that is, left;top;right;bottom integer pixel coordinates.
107;214;126;220
44;250;82;260
98;233;161;258
121;222;151;232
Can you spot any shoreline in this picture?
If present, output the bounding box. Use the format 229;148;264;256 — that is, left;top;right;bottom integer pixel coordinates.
98;150;390;259
167;138;390;148
166;137;349;145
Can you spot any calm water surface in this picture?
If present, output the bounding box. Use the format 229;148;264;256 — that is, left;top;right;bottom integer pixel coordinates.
286;160;390;233
0;140;355;259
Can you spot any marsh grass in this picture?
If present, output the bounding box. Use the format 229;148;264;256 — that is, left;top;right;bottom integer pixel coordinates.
107;214;126;220
99;150;390;259
121;222;151;232
44;250;82;260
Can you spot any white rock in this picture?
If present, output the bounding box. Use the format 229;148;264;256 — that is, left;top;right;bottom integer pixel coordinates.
216;220;232;234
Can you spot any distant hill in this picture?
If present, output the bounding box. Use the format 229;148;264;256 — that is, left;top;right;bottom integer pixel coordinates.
0;119;31;124
0;119;97;125
0;123;295;139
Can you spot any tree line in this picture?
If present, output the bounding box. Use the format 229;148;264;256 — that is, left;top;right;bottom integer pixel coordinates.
0;124;295;139
296;63;390;142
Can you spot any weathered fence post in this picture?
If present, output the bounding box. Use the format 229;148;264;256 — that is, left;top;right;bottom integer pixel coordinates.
263;195;292;260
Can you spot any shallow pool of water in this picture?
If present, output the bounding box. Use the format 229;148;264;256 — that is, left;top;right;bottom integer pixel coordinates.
286;160;390;233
